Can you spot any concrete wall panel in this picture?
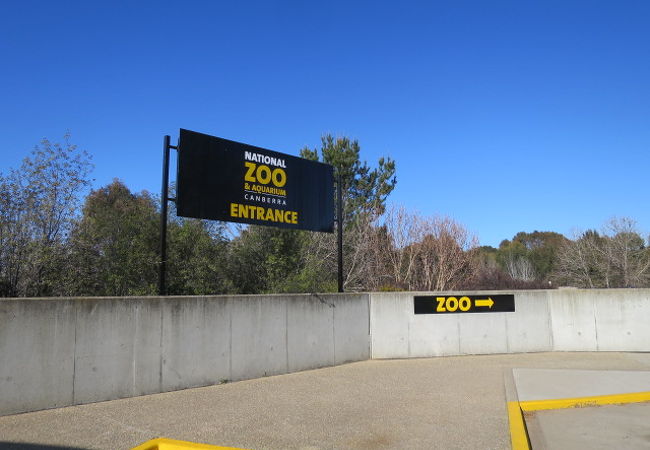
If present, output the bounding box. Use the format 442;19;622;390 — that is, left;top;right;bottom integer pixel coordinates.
287;295;335;372
73;299;139;404
0;299;76;415
593;290;650;351
506;291;553;353
370;293;410;359
408;314;460;357
333;294;370;364
132;298;164;396
162;297;230;391
230;296;288;380
458;313;509;355
549;290;598;351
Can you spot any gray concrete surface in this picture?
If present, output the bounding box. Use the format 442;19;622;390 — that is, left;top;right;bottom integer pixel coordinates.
511;365;650;449
0;299;77;414
3;290;650;416
1;352;650;450
549;288;650;352
513;368;650;401
0;294;370;416
369;289;650;359
527;403;650;449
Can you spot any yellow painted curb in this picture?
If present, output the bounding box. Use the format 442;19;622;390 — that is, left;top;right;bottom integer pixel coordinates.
507;401;530;450
131;437;250;450
519;391;650;412
507;391;650;449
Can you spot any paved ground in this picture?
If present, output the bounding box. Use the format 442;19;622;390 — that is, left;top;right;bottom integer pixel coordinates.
511;367;650;449
512;367;650;401
527;403;650;449
1;352;649;450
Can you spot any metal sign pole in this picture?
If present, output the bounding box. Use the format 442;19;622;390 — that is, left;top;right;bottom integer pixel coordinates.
159;135;174;296
337;171;344;293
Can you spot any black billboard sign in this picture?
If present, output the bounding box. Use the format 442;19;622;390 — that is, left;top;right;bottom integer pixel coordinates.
176;129;335;232
414;294;515;314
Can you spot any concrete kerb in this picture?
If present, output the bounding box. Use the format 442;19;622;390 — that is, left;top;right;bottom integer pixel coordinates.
515;392;650;450
519;391;650;412
506;368;650;449
504;369;531;450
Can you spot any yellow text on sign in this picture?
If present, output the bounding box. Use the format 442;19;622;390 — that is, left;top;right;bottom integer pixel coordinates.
244;162;287;187
436;296;472;312
435;296;495;312
230;203;298;225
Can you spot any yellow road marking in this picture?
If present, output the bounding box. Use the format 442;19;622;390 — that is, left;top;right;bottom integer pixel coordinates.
519;391;650;411
132;437;250;450
508;391;650;449
507;401;530;450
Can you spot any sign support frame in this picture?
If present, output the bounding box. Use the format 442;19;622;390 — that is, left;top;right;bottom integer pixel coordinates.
159;135;177;296
159;130;339;296
337;171;344;293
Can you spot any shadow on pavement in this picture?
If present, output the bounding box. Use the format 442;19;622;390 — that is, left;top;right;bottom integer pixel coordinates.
0;443;88;450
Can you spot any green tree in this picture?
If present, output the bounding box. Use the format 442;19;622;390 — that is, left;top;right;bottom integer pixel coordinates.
0;134;93;296
496;239;534;281
496;231;568;283
225;225;273;294
67;180;159;296
298;134;397;290
225;225;309;294
0;173;28;296
301;135;397;221
512;231;567;280
166;217;233;295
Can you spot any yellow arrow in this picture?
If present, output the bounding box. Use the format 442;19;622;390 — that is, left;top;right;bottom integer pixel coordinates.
475;298;494;308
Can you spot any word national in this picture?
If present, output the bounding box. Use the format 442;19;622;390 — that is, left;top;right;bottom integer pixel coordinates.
244;151;286;168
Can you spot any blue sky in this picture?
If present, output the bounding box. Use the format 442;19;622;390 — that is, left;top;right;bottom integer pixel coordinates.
1;1;649;247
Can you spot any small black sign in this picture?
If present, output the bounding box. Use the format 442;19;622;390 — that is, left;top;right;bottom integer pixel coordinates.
176;129;335;232
414;295;515;314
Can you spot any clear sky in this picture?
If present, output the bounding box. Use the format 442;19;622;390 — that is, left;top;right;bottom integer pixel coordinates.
1;1;649;247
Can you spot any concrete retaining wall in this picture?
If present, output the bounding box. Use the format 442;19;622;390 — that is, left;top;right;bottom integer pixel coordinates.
0;294;370;416
2;289;649;416
369;289;650;359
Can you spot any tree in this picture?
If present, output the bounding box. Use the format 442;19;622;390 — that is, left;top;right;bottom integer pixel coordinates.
362;207;478;291
166;218;233;295
602;218;650;287
414;215;478;291
162;187;234;295
511;231;567;280
370;205;424;290
66;180;159;296
301;135;396;220
555;218;650;288
0;173;28;296
496;231;568;283
0;134;93;296
299;134;397;291
226;225;309;294
497;240;536;281
556;229;607;288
